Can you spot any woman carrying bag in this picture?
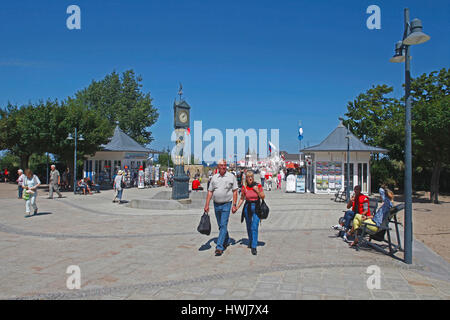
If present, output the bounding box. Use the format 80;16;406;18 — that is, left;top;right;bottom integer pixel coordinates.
235;170;265;256
22;169;41;216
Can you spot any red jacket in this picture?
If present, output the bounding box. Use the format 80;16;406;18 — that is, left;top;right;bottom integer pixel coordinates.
192;179;201;190
352;194;371;217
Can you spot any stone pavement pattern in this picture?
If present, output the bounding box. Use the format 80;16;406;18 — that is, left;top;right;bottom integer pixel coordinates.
0;182;449;300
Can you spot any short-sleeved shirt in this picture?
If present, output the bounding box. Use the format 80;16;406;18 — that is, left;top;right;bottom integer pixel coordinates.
24;175;41;194
17;174;25;185
208;172;238;203
114;175;124;190
50;169;60;184
241;184;263;201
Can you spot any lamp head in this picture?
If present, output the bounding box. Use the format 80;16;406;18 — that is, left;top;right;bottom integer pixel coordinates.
403;18;430;45
390;41;406;63
67;133;73;140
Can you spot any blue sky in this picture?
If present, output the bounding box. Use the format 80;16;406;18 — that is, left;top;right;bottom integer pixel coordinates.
0;0;448;154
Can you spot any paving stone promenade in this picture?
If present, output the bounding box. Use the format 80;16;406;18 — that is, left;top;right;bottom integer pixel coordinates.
0;182;449;300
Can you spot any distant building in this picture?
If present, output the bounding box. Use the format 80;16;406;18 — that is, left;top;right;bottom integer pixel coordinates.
301;121;387;195
83;125;162;184
280;151;302;164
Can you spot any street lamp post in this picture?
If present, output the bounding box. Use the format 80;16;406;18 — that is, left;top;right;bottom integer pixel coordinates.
67;128;84;194
167;146;170;169
46;152;49;185
339;117;351;201
390;8;430;264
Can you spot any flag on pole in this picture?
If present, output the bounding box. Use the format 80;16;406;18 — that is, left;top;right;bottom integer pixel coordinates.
298;126;303;141
268;141;277;153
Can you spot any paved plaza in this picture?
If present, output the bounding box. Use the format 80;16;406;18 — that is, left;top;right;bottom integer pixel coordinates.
0;182;449;300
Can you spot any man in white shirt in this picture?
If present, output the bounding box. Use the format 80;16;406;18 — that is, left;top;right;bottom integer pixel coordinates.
204;160;238;256
48;165;63;199
260;167;266;188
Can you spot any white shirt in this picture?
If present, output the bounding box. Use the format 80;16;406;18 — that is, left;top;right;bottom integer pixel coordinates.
114;175;124;190
24;175;41;194
208;172;238;203
17;173;25;185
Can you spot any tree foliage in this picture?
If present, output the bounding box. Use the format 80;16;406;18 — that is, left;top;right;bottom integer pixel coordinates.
0;69;159;175
73;70;159;145
410;68;450;202
345;68;449;202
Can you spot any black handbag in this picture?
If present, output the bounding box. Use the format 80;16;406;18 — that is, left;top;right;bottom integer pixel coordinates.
197;212;211;235
258;200;269;220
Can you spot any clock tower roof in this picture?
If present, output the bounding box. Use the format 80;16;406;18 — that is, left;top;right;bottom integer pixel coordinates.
174;100;191;109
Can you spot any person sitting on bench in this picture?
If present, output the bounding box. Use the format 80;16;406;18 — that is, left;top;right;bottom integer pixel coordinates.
78;178;93;195
331;185;370;239
86;177;100;193
192;178;203;191
348;187;394;247
77;178;87;195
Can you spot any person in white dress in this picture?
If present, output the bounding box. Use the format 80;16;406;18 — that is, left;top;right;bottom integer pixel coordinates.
22;169;41;216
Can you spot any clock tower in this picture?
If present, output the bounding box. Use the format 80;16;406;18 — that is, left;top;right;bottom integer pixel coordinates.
174;100;190;129
172;85;191;200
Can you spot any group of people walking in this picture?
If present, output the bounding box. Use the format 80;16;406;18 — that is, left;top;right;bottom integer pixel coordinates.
163;169;174;187
15;165;64;216
204;160;266;256
259;167;284;191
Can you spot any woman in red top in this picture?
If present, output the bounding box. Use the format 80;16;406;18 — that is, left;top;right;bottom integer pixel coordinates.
192;178;203;191
235;170;265;255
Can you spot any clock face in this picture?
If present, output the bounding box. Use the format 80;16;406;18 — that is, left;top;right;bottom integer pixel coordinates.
179;111;188;123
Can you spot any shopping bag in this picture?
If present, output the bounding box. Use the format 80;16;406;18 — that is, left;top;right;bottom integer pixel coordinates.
197;212;211;235
258;200;270;220
22;191;30;201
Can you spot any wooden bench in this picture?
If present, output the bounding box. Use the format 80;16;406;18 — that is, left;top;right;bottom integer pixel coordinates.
336;197;378;236
354;203;404;255
334;188;347;202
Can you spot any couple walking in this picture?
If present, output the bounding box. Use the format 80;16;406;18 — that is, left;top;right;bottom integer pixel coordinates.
204;160;265;256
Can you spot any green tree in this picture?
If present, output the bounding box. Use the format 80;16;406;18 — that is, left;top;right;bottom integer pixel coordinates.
410;68;450;203
344;84;400;148
0;101;53;168
157;152;174;168
73;70;159;145
49;98;113;179
345;68;450;203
